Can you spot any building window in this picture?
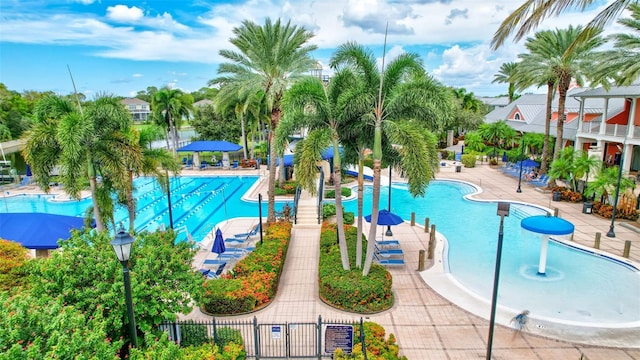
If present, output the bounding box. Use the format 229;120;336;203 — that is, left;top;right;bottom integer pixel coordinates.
128;105;136;110
514;113;521;120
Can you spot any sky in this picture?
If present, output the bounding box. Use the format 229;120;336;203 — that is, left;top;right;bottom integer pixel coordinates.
0;0;620;98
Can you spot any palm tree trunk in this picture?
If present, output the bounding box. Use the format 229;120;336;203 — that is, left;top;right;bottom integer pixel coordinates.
355;150;365;268
88;176;104;231
127;170;136;233
540;82;554;175
279;157;286;188
240;114;248;159
553;77;570;162
333;138;350;270
267;110;280;223
363;123;382;276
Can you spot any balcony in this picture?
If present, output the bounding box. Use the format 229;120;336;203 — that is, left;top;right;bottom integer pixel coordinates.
605;124;628;137
580;122;601;134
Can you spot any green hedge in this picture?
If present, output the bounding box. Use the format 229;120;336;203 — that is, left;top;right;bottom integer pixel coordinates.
325;187;352;199
318;223;393;313
461;154;476;168
200;222;292;314
333;322;407;360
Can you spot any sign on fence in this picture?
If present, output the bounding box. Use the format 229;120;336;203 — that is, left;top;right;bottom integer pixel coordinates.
324;325;354;354
271;326;282;339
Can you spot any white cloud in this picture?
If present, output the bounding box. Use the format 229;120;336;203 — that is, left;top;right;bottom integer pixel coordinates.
106;5;144;22
132;73;143;78
74;0;95;4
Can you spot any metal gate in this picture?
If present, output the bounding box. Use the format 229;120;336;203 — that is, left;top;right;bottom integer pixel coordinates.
257;322;318;358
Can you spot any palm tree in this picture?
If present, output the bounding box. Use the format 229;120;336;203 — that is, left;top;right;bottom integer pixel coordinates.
280;72;354;270
23;95;140;231
492;62;519;102
211;18;317;223
592;3;640;87
478;120;517;159
518;26;603;164
330;42;451;276
152;87;193;153
572;150;600;194
491;0;632;50
120;126;181;233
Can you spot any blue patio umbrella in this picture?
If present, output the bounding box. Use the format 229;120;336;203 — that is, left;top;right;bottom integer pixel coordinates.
26;164;32;176
365;210;404;226
520;159;540;168
212;228;226;255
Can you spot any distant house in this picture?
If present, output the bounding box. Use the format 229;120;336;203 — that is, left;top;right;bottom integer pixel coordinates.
193;99;214;108
484;85;639;173
573;83;640;173
120;98;151;122
478;96;510;111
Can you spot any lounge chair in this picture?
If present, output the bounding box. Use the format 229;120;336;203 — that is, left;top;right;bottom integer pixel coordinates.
376;239;400;248
373;253;405;266
375;245;404;259
206;262;226;279
231;160;239;169
530;174;549;187
233;223;260;239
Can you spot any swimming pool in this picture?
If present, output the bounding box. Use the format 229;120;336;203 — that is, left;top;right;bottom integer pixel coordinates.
343;180;640;326
1;176;281;242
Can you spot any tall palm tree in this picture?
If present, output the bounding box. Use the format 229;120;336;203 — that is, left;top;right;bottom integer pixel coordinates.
23;95;140;231
491;0;632;50
120;126;181;233
331;42;451;276
492;62;519;102
517;26;603;165
592;3;640;87
478;120;517;159
211;18;317;223
152;87;193;153
280;72;355;270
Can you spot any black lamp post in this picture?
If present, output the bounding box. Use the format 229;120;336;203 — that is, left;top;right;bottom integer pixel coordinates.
606;145;624;238
165;170;174;230
517;137;524;193
386;166;393;237
486;202;510;360
111;225;138;348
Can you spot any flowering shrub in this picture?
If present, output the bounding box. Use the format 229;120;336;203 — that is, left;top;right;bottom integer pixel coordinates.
593;201;639;221
200;222;292;314
319;223;393;313
333;322;407;360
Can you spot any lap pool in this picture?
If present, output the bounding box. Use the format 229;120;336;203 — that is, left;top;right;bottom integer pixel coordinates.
343;180;640;326
1;176;281;242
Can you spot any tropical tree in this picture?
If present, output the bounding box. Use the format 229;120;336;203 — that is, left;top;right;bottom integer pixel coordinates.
477;120;517;159
121;125;181;233
592;3;640;87
23;95;140;231
491;0;633;50
211;18;317;223
517;26;603;164
152;87;193;153
492;62;520;102
548;146;576;189
462;131;486;152
280;72;354;270
448;87;486;134
190;103;242;141
572;149;601;193
330;42;451;275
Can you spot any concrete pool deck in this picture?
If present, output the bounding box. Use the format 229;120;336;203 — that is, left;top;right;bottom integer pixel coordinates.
6;164;639;358
184;163;640;359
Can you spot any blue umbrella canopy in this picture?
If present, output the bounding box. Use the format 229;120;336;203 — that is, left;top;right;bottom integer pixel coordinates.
364;210;404;226
0;213;89;249
521;215;574;235
520;159;540;168
212;228;226;254
177;141;242;152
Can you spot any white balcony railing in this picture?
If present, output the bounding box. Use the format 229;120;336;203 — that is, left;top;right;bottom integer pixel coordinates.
580;122;601;134
605;124;628;137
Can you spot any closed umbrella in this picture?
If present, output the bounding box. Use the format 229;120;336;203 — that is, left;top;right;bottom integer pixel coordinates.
211;228;226;255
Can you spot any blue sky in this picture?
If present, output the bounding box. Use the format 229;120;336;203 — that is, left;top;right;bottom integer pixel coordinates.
0;0;615;98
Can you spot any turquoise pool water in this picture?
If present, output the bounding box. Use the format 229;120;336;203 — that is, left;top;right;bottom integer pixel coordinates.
2;176;281;242
343;180;640;325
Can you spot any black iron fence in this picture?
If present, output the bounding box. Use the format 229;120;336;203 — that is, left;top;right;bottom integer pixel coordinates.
160;316;366;359
293;185;302;224
317;167;325;224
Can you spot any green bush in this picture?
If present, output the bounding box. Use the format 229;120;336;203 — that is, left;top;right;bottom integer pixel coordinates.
439;150;449;160
325;187;352;199
215;327;245;353
275;180;298;195
180;321;210;347
273;188;287;196
343;212;355;225
323;203;336;218
318;223;393;313
333;322;407;360
200;222;292;315
461;154;476;168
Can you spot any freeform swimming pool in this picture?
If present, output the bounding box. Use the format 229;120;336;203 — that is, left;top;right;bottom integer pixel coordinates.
2;176;282;242
343;180;640;326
